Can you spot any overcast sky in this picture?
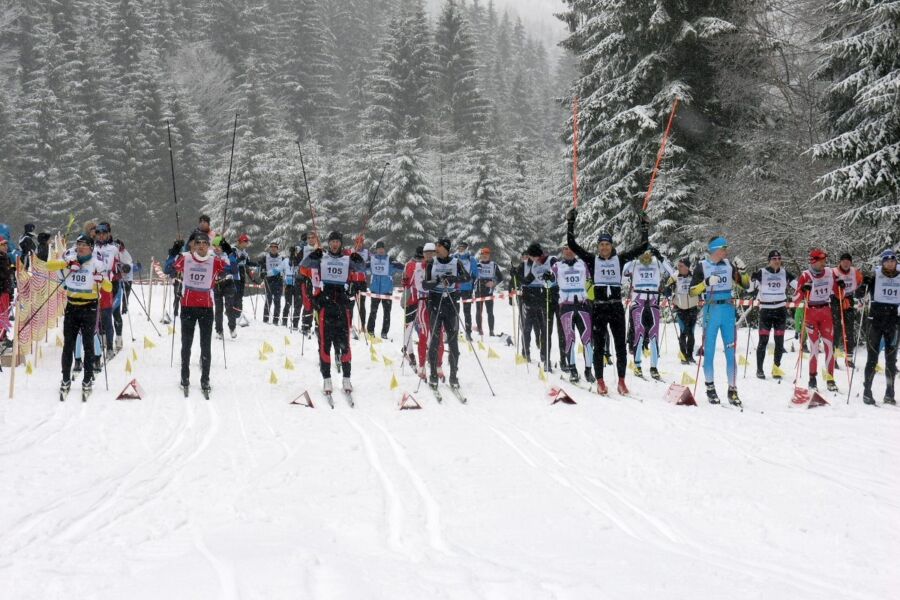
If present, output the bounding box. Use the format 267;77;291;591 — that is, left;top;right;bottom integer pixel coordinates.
425;0;568;52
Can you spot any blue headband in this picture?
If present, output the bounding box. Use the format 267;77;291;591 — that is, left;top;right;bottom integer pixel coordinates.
708;236;728;252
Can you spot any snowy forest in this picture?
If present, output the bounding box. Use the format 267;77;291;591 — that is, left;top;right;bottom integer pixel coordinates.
0;0;897;268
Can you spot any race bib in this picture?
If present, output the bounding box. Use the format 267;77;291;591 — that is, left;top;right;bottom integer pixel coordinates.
371;256;390;277
594;257;621;286
874;268;900;304
321;255;350;284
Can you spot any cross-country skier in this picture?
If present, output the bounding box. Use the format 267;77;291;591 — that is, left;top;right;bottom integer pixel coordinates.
234;234;252;326
212;237;239;339
521;243;558;370
0;236;12;345
300;231;366;394
666;258;700;365
624;247;674;380
422;238;470;388
453;241;478;340
793;248;841;392
299;231;320;336
474;247;503;337
115;239;133;317
166;231;227;397
348;235;370;337
689;236;750;405
93;222;118;362
565;208;649;395
282;245;302;329
18;223;36;270
410;243;444;377
261;241;283;324
553;242;595;383
366;241;403;339
401;246;424;368
832;253;864;365
48;234;112;400
860;249;899;405
748;250;797;380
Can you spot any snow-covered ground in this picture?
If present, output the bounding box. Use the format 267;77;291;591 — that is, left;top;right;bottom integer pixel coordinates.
1;285;897;600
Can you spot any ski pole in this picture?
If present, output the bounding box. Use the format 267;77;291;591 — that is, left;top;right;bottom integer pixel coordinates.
126;293;135;342
96;305;109;391
159;274;169;323
846;296;868;404
447;289;496;396
165;119;182;239
692;303;708;400
355;290;369;347
838;288;850;369
416;291;446;393
742;301;755;378
794;292;811;385
296;143;318;236
128;287;162;337
170;277;181;367
221;112;239;236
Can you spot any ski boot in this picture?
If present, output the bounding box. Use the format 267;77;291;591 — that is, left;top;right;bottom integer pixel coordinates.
596;379;609;395
230;328;237;339
705;382;720;404
115;337;123;351
584;368;596;383
381;333;389;340
885;387;896;405
94;357;102;372
727;386;742;407
826;375;839;393
81;377;93;402
59;379;71;401
649;367;661;381
300;325;310;336
756;369;766;380
343;377;353;393
215;330;224;340
73;358;83;373
201;381;211;399
633;365;643;378
808;375;818;390
617;378;629;395
568;365;580;383
449;373;460;389
429;372;439;389
862;389;876;405
846;358;855;369
323;378;333;394
181;377;190;397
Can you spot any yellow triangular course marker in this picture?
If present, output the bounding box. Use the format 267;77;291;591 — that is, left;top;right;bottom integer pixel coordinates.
515;354;527;365
383;355;394;367
371;335;382;345
144;336;156;349
132;348;138;362
284;336;291;346
262;341;275;354
835;348;845;359
370;350;379;362
259;350;268;361
738;356;748;366
643;348;650;358
875;364;884;374
38;346;43;359
478;341;486;351
487;347;500;359
25;361;33;375
681;372;696;386
539;366;547;382
56;335;64;347
390;374;399;390
125;359;132;374
284;357;295;371
768;348;775;356
269;370;278;384
628;360;635;372
679;352;687;362
772;365;785;378
167;325;175;335
604;356;611;366
578;344;584;355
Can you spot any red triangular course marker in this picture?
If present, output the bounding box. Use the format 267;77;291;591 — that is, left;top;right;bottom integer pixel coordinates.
290;391;314;408
399;392;422;410
116;378;145;400
664;383;697;406
808;391;830;408
548;387;576;405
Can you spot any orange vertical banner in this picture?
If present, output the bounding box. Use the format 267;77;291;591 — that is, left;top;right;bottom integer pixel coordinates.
642;96;680;212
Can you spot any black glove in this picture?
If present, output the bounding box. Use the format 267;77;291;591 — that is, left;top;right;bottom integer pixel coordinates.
639;211;650;234
169;240;184;257
649;246;662;260
121;264;131;273
220;240;233;255
310;248;323;260
440;276;456;286
801;283;812;293
836;279;846;290
541;272;554;281
349;252;363;262
566;207;577;225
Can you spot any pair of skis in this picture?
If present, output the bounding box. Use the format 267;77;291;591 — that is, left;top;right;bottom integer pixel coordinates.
323;388;354;409
181;384;211;400
428;382;467;404
59;381;91;403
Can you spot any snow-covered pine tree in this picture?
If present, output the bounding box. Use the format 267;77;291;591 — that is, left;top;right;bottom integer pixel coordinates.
559;0;750;257
367;138;436;259
457;148;511;261
813;0;899;253
434;0;490;148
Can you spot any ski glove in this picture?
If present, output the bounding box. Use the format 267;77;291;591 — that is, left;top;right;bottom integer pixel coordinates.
801;283;812;293
120;264;131;273
67;261;81;271
733;257;747;272
566;207;577;224
541;272;554;281
649;246;663;260
836;279;846;290
169;240;184;257
309;249;323;260
349;252;363;263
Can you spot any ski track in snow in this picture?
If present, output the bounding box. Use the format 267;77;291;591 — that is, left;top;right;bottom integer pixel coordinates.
2;287;898;599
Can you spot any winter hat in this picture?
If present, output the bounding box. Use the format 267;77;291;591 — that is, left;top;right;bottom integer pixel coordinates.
767;250;782;260
436;238;452;251
423;243;436;253
95;222;111;234
414;246;424;259
808;248;827;262
75;233;94;247
300;232;308;243
327;231;342;243
678;257;691;268
526;242;543;257
238;234;250;243
374;240;386;250
38;232;51;244
457;241;469;249
24;223;35;233
597;233;613;244
190;231;210;244
839;252;852;262
481;247;491;255
212;236;224;247
199;214;211;224
881;249;897;263
268;240;280;247
708;236;728;252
